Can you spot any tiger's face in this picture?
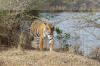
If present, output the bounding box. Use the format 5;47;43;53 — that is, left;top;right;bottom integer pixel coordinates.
43;22;54;40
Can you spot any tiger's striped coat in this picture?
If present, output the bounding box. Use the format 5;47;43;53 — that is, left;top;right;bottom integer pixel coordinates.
30;19;54;51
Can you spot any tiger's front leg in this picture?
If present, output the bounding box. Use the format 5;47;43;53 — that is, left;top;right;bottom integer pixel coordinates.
50;39;54;51
39;37;43;51
48;34;54;51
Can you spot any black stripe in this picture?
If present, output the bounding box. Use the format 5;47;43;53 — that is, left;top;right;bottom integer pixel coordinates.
33;29;40;37
37;32;40;37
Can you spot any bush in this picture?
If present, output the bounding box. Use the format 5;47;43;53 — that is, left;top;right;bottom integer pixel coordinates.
55;27;62;34
0;10;39;49
55;27;71;51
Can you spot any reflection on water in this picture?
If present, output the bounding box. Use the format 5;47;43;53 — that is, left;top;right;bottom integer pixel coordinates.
40;12;100;56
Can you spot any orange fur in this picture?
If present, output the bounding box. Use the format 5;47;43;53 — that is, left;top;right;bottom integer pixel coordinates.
30;19;54;51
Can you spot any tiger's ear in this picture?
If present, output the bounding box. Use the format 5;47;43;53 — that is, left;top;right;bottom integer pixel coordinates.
51;25;54;28
43;22;47;25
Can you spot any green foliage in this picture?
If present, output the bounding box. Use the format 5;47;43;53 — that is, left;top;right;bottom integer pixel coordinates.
55;27;62;34
55;27;71;50
64;33;70;39
56;35;62;40
55;27;70;40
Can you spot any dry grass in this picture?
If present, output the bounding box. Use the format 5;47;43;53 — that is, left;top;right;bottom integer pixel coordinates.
89;47;100;62
0;48;100;66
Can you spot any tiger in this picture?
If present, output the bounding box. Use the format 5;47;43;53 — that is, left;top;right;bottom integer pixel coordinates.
30;19;54;51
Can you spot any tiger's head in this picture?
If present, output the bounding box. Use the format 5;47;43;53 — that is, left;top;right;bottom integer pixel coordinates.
43;22;54;40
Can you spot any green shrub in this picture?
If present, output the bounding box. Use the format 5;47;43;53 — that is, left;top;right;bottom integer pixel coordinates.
55;27;71;51
64;33;70;39
55;27;62;34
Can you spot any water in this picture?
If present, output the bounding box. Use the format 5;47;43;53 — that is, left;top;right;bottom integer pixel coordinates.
40;12;100;56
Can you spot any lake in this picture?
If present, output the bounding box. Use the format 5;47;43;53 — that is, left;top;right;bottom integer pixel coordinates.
40;12;100;56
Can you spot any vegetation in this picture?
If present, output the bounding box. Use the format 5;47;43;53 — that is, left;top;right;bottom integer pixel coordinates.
55;27;82;54
0;0;99;11
0;0;100;66
0;3;40;49
55;27;71;51
89;47;100;62
0;49;100;66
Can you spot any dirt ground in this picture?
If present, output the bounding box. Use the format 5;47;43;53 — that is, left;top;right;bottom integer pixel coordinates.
0;48;100;66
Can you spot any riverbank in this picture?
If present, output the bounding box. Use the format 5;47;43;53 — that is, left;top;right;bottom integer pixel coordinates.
0;49;100;66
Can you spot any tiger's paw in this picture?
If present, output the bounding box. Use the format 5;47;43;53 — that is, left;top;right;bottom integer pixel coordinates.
50;48;54;52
